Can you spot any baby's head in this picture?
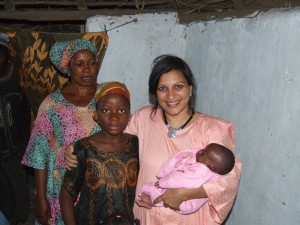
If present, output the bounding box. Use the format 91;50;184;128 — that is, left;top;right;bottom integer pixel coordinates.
196;143;235;175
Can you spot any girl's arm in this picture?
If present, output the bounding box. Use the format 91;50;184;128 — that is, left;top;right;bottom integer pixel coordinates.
60;186;76;225
35;169;51;225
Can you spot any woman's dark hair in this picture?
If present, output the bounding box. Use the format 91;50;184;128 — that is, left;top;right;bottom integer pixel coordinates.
148;55;196;114
100;213;135;225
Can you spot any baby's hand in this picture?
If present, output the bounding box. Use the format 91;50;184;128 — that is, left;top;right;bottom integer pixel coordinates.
135;193;153;209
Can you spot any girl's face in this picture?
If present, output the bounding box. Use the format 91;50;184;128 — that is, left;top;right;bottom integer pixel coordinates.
96;94;130;136
68;49;98;87
156;69;192;117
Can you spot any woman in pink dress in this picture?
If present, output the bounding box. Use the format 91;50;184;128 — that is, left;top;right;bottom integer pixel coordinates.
66;55;242;225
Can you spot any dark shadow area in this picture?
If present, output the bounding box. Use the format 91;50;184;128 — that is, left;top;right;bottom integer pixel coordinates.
19;172;35;225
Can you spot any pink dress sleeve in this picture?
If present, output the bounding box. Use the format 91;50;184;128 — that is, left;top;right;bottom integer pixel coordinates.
125;111;139;135
203;159;242;223
178;198;207;215
202;121;242;224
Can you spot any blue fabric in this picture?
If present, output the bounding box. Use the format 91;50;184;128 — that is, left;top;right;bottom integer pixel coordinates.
0;211;10;225
0;32;8;47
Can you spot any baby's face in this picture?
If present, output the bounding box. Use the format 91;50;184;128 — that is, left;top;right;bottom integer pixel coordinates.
196;147;223;174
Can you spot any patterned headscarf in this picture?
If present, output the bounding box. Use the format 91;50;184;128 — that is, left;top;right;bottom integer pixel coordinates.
0;32;9;47
49;39;97;74
95;82;130;103
93;82;130;121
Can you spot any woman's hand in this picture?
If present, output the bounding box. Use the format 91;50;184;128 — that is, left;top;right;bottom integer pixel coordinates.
161;186;207;210
36;196;51;225
64;143;77;170
160;188;185;210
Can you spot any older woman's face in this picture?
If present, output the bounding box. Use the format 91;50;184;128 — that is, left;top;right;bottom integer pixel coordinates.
68;49;98;87
156;69;192;117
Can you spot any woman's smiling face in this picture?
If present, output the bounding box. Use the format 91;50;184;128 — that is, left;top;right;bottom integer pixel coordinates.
156;69;192;117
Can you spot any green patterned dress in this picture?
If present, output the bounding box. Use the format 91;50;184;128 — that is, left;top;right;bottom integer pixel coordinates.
22;88;100;225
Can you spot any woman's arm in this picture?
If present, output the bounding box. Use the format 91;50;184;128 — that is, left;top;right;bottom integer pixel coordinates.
35;169;51;225
203;159;242;223
162;159;241;223
60;186;76;225
160;186;208;210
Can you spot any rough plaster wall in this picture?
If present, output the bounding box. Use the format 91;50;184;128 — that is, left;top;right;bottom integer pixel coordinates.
186;9;300;225
86;13;186;112
86;10;300;225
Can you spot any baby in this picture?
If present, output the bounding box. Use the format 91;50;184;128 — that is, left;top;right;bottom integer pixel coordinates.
139;143;235;215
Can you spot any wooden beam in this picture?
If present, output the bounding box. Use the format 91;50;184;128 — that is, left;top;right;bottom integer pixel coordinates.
1;1;170;8
232;0;244;9
0;9;172;22
4;0;15;11
77;0;87;10
179;8;266;23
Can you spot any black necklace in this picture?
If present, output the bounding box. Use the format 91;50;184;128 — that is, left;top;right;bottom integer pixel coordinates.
163;109;195;138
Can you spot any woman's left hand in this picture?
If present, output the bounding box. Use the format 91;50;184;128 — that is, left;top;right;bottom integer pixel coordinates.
160;188;185;210
162;186;207;210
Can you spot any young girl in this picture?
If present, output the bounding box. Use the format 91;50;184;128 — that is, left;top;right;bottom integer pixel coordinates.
60;82;139;225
